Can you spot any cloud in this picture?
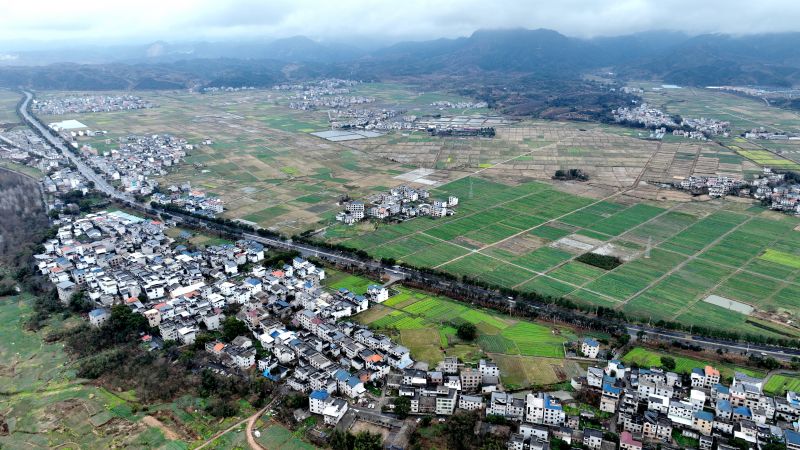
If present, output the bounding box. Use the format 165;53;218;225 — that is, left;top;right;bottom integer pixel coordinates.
1;0;800;49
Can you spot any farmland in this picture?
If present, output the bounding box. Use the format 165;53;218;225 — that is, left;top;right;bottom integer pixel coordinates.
764;373;800;396
636;82;800;172
0;88;22;125
254;422;316;450
34;81;766;237
342;273;594;388
328;174;800;339
32;83;800;341
620;347;764;381
0;293;260;449
0;294;178;448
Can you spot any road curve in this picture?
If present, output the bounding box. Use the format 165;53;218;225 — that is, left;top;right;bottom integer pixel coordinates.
245;405;270;450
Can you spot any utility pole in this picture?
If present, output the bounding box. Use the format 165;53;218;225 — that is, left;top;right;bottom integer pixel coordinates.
469;177;474;200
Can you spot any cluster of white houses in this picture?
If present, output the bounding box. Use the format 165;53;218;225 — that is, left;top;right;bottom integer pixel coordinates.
337;185;458;224
77;134;191;197
613;104;729;138
676;175;747;198
34;211;800;450
751;169;800;215
33;95;155;115
563;360;800;450
151;183;225;217
673;168;800;213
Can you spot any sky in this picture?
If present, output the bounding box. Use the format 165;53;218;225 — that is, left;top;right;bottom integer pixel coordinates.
2;0;800;50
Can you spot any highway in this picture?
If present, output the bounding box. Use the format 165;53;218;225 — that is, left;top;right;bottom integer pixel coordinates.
19;91;134;203
16;90;800;363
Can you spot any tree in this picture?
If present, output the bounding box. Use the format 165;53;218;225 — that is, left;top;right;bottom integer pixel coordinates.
353;431;383;450
456;322;477;341
205;398;239;417
329;430;382;450
660;356;676;371
394;396;411;419
484;414;508;425
481;436;506;450
329;430;353;450
68;290;93;313
221;316;248;342
445;411;479;450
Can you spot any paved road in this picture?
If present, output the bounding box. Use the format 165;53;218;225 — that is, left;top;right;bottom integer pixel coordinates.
18;90;800;362
19;91;134;203
625;324;800;361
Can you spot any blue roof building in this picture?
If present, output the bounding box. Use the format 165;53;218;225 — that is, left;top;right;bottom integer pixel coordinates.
310;390;330;401
693;411;713;422
544;394;562;410
334;369;350;382
603;383;621;396
786;430;800;449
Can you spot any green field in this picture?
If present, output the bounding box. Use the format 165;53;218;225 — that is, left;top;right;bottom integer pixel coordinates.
255;423;317;450
0;88;22;124
327;173;800;339
621;347;764;381
339;271;581;387
760;249;800;269
764;374;800;396
0;293;260;449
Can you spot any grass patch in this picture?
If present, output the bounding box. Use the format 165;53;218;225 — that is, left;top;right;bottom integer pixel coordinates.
760;249;800;269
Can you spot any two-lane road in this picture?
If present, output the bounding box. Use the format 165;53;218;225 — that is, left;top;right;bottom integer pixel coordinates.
18;91;134;203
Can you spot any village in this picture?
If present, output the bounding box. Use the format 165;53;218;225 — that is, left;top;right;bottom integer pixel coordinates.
76;134;192;197
45;120;228;216
430;100;490;110
336;185;458;225
744;128;800;141
150;182;225;217
27;206;800;450
32;94;155;115
671;168;800;213
613;103;730;139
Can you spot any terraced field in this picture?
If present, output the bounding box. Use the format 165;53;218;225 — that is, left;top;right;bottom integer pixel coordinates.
0;293;263;449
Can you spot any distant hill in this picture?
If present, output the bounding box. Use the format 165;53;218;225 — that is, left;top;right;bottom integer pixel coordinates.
4;28;800;91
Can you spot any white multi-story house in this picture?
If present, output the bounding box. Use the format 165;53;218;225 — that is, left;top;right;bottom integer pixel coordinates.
525;393;565;426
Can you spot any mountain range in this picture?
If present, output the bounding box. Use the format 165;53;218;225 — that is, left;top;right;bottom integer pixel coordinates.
3;29;800;91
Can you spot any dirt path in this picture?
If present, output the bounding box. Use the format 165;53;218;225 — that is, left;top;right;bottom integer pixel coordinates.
245;406;270;450
194;396;276;450
142;415;181;441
